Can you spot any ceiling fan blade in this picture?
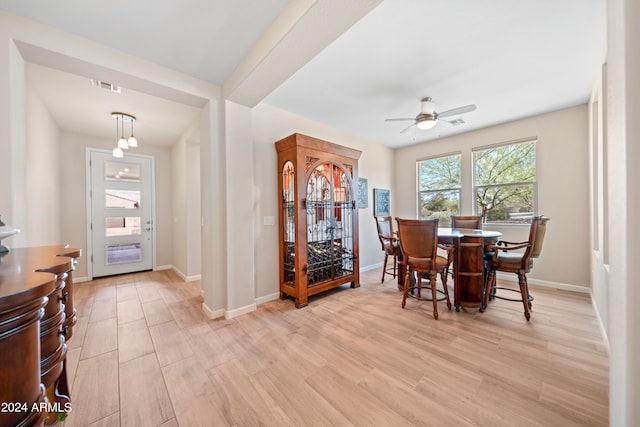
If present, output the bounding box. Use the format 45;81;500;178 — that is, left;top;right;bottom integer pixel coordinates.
385;118;416;121
438;104;477;119
399;123;416;133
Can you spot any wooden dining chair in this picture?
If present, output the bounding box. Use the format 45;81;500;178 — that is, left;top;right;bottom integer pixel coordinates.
484;215;549;320
395;218;451;319
374;216;400;283
451;215;483;229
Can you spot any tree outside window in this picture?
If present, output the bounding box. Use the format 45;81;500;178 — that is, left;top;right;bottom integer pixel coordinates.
417;154;461;223
473;140;536;224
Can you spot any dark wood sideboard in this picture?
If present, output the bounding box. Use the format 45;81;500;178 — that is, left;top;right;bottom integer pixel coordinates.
0;245;80;427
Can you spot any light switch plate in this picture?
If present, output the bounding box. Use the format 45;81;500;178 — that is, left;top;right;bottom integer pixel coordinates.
263;216;275;226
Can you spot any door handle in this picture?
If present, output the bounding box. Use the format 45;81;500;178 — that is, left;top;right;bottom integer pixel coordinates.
145;227;151;231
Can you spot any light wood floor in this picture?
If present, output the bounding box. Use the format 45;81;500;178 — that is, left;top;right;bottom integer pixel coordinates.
63;269;609;426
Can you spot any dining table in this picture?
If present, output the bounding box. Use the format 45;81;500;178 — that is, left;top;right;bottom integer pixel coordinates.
397;227;502;312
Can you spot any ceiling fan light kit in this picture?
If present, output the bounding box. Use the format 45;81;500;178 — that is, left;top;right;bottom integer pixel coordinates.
385;96;477;133
416;115;437;130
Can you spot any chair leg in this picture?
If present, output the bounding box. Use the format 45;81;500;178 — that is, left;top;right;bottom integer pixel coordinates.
430;272;438;320
381;253;388;283
482;269;495;310
401;268;411;308
392;256;397;279
440;269;452;310
518;272;531;321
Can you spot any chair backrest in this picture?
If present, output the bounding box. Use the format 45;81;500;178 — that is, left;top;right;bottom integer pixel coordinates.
375;216;393;250
451;215;483;229
395;218;439;268
526;215;549;260
517;216;550;271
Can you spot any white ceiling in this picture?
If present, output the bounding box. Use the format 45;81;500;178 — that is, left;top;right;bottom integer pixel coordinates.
26;63;201;147
265;0;607;147
1;0;289;85
1;0;607;149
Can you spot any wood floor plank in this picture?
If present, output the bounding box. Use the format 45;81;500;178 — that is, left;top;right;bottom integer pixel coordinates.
88;297;117;323
81;317;118;360
149;320;194;367
93;284;117;301
65;351;119;427
86;412;120;427
135;283;162;303
157;418;178;427
141;298;174;327
66;347;82;393
116;284;139;302
119;353;175;427
117;318;155;363
161;356;227;426
305;364;415;426
539;382;608;426
251;358;353;426
167;299;207;329
358;367;475;427
68;314;89;350
117;298;145;325
207;358;295;427
65;269;608;426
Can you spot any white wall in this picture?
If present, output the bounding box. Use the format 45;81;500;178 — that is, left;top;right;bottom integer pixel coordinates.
0;38;28;249
22;81;62;246
186;143;201;277
225;101;256;312
0;10;223;311
60;132;173;279
588;66;609;336
604;0;640;423
171;119;201;280
171;137;188;276
251;102;395;300
395;105;590;289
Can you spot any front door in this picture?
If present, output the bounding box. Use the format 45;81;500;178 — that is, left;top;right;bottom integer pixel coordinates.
89;150;154;277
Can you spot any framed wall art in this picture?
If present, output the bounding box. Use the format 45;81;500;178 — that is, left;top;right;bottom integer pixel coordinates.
357;178;368;208
373;188;390;216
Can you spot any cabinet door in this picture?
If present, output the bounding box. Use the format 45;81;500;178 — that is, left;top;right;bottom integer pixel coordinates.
305;163;356;286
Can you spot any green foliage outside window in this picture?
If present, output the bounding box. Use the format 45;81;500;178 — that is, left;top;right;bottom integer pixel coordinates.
474;141;536;223
418;154;461;222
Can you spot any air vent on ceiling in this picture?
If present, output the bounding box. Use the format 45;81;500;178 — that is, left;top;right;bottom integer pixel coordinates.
90;79;121;93
449;118;465;126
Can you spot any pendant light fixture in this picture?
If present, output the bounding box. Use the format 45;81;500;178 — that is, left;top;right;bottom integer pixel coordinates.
111;112;138;157
127;117;138;148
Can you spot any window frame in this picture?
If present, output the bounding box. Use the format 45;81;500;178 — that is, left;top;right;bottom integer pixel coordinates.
472;138;537;225
416;152;462;225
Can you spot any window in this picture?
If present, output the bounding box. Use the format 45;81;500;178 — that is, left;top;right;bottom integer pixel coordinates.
473;140;536;224
417;154;461;223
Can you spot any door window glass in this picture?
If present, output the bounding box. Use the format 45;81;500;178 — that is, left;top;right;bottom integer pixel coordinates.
105;217;141;236
105;162;141;182
105;190;141;209
106;243;142;264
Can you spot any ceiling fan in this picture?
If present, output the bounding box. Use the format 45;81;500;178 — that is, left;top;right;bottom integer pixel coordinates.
385;97;477;133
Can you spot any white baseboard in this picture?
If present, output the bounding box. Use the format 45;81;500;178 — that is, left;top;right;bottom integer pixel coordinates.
155;264;201;282
200;292;273;320
225;303;256;319
495;272;590;293
171;265;201;282
590;291;610;354
360;262;383;273
201;302;224;320
74;276;90;283
256;292;280;305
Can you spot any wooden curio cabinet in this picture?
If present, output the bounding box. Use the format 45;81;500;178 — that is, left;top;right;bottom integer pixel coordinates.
275;133;361;308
